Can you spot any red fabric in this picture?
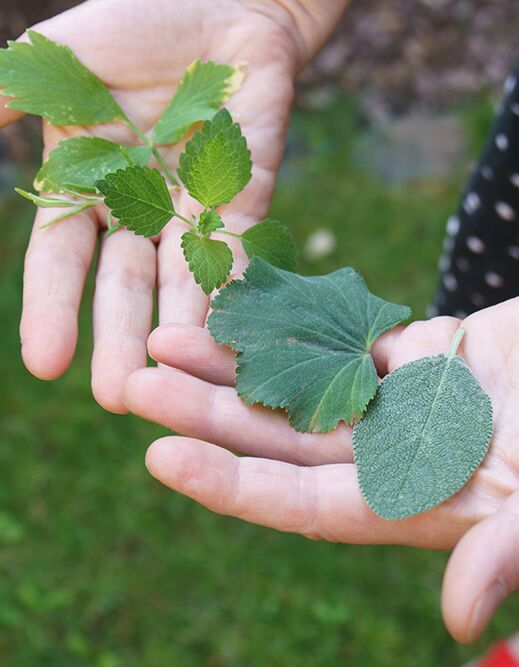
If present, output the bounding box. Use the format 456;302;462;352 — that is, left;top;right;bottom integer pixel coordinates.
478;643;519;667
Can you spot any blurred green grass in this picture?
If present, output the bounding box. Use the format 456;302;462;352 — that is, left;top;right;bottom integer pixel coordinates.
1;97;517;667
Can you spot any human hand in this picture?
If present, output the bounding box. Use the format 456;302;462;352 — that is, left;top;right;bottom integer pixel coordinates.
2;0;347;412
123;298;519;641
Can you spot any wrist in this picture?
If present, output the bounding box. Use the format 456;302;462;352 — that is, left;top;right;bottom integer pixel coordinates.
244;0;350;70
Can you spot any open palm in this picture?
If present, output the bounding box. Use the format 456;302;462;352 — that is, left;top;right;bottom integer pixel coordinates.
0;0;307;412
124;299;519;641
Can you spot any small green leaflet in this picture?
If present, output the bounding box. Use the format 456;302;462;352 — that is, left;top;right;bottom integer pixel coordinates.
198;210;224;234
181;232;233;294
152;60;245;145
0;31;124;125
241;219;297;271
209;258;411;432
178;108;252;208
35;137;152;194
96;165;174;237
352;330;493;520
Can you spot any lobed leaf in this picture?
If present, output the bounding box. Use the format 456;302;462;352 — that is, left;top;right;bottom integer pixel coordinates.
181;232;233;294
0;31;124;125
152;60;245;145
241;219;297;271
352;338;493;520
96;165;174;237
35;137;152;194
177;108;252;208
208;258;411;432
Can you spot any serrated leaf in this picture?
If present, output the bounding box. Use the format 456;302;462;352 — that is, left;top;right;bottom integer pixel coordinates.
198;210;224;234
208;257;411;432
241;219;297;270
352;337;493;520
35;137;152;194
152;60;245;145
177;108;252;208
181;232;233;294
96;166;174;237
0;31;124;125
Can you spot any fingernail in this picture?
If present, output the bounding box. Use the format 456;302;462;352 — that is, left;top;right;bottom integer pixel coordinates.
468;579;507;641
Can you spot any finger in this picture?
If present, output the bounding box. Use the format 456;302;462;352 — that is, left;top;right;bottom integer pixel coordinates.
145;436;468;546
371;316;461;377
20;206;97;379
148;323;236;386
91;229;156;413
0;95;24;128
442;489;519;643
125;366;352;465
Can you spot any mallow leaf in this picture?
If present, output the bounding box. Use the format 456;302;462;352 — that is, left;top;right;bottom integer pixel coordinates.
35;137;152;194
96;165;174;237
0;31;124;125
352;330;493;520
208;258;411;432
152;60;245;145
178;108;252;208
241;219;297;271
181;232;233;294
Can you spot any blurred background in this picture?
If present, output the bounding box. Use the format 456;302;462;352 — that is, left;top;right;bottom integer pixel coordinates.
1;1;518;665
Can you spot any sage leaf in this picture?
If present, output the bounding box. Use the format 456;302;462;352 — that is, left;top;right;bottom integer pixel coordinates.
178;108;252;208
181;232;233;294
0;31;124;125
152;60;245;145
96;165;174;237
208;258;411;432
352;329;493;520
240;219;297;271
35;137;152;194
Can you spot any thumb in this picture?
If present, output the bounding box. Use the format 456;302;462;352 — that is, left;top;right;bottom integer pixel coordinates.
441;490;519;643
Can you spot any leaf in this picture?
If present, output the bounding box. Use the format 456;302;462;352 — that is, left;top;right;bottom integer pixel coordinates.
96;166;174;237
177;108;252;208
152;60;245;145
15;188;78;208
0;31;124;125
208;258;411;432
35;137;152;194
352;330;493;520
241;219;297;270
198;210;224;234
181;232;233;294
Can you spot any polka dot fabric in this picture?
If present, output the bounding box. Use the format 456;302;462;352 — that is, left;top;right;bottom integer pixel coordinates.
432;66;519;319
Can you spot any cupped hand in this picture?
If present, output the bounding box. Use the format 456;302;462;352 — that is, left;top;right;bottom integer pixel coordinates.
2;0;345;411
123;298;519;641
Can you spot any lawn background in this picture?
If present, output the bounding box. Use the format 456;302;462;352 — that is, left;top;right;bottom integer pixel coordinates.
1;96;518;666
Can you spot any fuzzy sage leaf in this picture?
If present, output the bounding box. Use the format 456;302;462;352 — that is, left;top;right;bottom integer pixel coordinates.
0;31;124;125
152;60;245;145
352;329;493;520
208;257;411;432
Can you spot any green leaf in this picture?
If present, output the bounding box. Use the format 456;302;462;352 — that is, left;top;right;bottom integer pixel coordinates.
15;188;78;208
0;31;124;125
241;219;297;270
352;330;493;520
152;60;245;145
96;166;174;237
178;108;252;208
198;210;224;234
181;232;233;294
208;258;411;432
35;137;152;194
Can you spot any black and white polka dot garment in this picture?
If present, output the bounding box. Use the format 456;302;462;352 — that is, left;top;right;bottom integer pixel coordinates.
431;65;519;319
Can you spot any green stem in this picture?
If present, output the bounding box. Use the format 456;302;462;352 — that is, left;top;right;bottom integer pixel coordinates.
447;328;465;361
39;201;95;229
174;212;196;229
213;229;242;240
122;115;178;186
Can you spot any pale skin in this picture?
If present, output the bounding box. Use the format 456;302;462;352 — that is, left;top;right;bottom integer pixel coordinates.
123;300;519;643
4;0;518;647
